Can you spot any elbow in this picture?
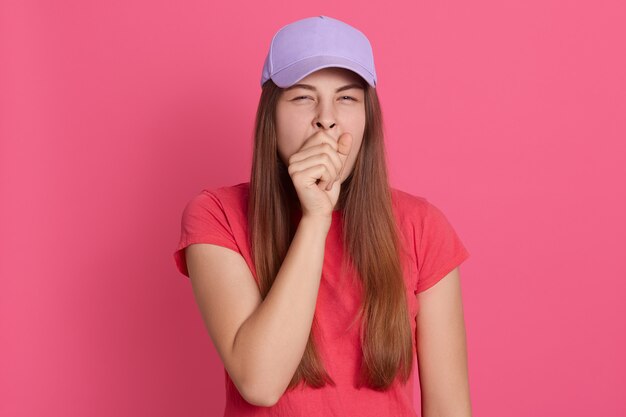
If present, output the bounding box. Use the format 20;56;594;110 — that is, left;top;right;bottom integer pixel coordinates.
244;393;280;408
238;378;282;407
228;343;286;407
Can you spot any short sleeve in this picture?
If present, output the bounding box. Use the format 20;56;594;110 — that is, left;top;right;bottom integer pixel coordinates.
173;190;240;278
415;201;470;293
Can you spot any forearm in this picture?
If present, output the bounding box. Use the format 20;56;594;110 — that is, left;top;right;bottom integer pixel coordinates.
420;348;472;417
232;215;330;401
421;385;472;417
418;268;473;417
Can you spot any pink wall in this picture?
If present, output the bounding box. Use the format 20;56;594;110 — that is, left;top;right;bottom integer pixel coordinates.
1;1;624;416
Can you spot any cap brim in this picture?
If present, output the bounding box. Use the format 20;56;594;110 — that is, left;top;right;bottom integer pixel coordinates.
271;55;376;88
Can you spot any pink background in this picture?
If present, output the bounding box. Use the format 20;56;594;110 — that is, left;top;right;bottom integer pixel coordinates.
1;1;625;416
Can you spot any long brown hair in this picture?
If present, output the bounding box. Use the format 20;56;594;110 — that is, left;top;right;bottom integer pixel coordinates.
247;77;413;391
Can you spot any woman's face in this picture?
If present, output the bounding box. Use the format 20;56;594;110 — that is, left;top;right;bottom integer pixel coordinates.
275;67;366;184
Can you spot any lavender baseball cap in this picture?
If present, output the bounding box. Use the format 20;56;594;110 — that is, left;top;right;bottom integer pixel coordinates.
260;15;377;89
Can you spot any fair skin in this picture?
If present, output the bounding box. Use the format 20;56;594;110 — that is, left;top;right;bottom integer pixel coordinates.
275;67;366;210
417;267;473;417
185;67;472;414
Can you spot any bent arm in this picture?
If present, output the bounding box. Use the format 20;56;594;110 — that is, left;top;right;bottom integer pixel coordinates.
416;266;472;417
186;216;330;407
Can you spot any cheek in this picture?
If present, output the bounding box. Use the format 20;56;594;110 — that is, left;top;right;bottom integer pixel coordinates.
347;116;366;154
276;126;306;165
348;138;364;168
345;120;366;170
277;145;297;167
275;108;302;163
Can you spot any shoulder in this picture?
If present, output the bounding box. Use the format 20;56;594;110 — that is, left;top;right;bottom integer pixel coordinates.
390;187;462;245
390;186;433;224
186;181;250;213
211;181;250;199
198;181;249;202
390;187;462;237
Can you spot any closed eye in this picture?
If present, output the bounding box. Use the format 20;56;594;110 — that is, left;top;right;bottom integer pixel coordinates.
292;96;358;101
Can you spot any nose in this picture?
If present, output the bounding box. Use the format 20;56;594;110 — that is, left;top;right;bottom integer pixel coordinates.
316;120;336;129
313;101;337;131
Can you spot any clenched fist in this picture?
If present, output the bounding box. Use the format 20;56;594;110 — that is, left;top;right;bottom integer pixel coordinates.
286;131;353;219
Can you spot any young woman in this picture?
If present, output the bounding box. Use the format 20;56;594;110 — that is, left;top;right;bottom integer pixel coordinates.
174;15;472;417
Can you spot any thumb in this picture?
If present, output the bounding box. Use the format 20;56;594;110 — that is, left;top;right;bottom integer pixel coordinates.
337;132;353;158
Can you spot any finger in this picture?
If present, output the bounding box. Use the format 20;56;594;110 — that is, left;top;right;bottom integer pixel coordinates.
302;163;334;190
336;132;352;157
335;132;353;180
299;131;338;153
288;145;342;178
289;153;339;184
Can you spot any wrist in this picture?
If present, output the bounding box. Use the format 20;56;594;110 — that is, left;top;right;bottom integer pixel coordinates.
299;214;332;233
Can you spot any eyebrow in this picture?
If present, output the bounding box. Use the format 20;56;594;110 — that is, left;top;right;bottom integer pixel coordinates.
284;83;365;93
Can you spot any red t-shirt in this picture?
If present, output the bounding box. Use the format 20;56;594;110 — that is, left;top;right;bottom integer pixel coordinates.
173;182;470;417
